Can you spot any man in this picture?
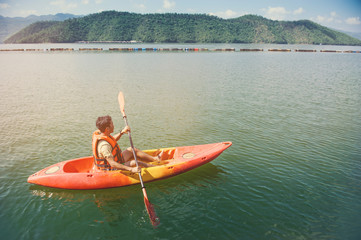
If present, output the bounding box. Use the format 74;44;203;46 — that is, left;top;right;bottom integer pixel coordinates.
92;115;162;173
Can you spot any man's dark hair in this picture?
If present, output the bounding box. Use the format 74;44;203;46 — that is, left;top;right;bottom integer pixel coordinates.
96;115;112;132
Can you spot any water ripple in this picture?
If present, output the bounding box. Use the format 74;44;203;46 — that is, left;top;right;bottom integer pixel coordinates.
1;46;361;239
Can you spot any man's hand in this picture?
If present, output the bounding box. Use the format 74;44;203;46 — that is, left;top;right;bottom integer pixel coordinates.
115;125;131;141
121;126;131;135
131;166;141;173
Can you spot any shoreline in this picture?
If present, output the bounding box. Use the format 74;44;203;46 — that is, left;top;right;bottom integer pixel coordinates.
0;47;360;53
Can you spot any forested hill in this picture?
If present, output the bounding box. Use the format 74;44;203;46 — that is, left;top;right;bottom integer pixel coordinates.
5;11;361;45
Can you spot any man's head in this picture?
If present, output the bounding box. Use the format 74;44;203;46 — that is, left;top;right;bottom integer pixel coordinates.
96;115;114;133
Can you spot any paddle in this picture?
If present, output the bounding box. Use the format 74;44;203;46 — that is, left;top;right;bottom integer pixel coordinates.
118;91;160;227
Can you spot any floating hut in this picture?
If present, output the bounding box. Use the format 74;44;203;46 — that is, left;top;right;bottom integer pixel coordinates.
268;49;291;52
239;49;264;52
343;50;361;53
295;49;317;52
212;48;236;52
25;49;45;51
320;50;342;53
0;49;24;51
49;48;74;51
79;48;103;51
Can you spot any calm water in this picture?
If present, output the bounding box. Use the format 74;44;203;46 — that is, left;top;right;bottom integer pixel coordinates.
1;43;361;239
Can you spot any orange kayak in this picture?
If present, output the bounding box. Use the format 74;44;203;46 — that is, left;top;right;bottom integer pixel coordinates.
27;142;232;189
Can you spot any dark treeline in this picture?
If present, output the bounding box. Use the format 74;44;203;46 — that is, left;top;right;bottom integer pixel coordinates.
5;11;361;45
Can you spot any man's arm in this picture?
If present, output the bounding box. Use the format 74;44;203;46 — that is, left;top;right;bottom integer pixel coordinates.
105;156;140;173
114;126;131;141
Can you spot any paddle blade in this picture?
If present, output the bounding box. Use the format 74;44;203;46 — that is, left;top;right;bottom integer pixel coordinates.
117;91;126;117
143;190;160;227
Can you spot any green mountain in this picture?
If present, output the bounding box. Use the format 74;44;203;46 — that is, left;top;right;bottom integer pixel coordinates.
5;11;361;45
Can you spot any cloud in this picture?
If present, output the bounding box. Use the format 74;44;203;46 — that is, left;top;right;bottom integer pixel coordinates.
163;0;175;9
315;16;325;22
310;12;361;32
67;3;78;8
135;3;146;12
315;15;333;23
312;11;361;28
263;6;289;20
265;7;289;20
346;17;361;25
263;6;307;20
82;0;89;5
50;0;78;9
20;10;38;16
312;11;342;24
50;0;64;6
293;7;304;15
209;9;240;19
0;3;10;9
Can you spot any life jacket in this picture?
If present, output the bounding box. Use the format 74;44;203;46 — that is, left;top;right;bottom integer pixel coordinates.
92;130;123;170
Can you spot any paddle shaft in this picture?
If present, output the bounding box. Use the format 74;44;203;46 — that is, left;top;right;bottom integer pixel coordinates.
122;115;146;189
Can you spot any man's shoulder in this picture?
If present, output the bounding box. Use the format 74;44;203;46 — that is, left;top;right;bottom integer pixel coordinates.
98;139;111;146
98;140;112;150
97;140;112;157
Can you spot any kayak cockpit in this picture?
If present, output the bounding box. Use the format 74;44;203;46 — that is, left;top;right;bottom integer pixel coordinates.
63;157;94;173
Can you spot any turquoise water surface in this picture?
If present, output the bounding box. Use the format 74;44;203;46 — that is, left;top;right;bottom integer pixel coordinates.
1;43;361;239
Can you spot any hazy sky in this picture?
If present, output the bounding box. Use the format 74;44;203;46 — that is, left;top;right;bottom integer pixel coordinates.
1;0;360;32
